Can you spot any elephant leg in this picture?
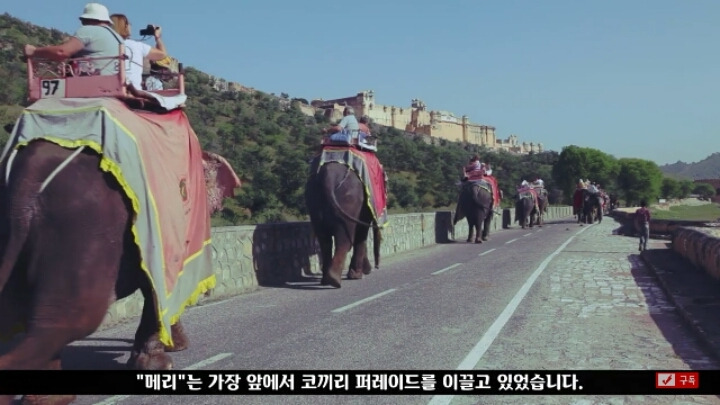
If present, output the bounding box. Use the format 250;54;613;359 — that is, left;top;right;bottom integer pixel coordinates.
128;280;173;370
312;225;334;286
473;215;483;243
325;222;355;288
465;219;474;242
348;225;370;279
481;211;492;241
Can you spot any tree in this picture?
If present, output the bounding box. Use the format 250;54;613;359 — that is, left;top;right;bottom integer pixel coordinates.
678;180;695;199
660;177;680;199
616;158;663;206
552;145;619;204
693;183;716;200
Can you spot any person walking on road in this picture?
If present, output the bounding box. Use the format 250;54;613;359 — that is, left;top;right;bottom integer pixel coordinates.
635;200;651;251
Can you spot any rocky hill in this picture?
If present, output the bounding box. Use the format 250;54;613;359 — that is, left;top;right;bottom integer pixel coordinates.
660;152;720;180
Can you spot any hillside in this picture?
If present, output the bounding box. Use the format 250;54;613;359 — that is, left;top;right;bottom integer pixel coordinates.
0;13;564;224
660;152;720;180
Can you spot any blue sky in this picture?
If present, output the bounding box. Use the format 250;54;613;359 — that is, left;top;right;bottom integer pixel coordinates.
4;0;719;165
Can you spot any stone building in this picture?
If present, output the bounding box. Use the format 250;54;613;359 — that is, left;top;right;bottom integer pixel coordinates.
310;90;541;153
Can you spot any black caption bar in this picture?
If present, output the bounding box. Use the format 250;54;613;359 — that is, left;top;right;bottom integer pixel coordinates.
0;370;715;395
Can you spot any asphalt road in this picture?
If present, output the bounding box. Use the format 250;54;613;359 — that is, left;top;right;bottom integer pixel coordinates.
34;217;720;404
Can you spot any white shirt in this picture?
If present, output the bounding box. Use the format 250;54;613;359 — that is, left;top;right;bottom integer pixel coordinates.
123;39;152;89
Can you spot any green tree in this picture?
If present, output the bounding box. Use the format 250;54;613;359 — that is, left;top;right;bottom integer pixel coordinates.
693;183;716;200
616;158;663;206
678;180;694;199
552;145;619;204
660;177;680;199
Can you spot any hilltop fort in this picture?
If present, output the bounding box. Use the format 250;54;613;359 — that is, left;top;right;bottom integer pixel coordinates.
201;75;544;155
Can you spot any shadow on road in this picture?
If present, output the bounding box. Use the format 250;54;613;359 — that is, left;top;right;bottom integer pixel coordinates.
61;338;134;370
629;252;720;373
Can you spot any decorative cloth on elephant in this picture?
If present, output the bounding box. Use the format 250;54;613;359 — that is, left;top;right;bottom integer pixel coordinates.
517;184;539;212
315;145;388;227
201;151;242;215
4;97;215;347
573;188;584;214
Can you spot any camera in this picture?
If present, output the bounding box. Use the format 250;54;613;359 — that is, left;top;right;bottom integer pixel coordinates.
139;24;157;36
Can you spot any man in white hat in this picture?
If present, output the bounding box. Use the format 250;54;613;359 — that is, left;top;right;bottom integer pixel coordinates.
24;3;124;75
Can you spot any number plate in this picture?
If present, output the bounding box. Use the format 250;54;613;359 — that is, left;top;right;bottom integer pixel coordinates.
40;79;66;98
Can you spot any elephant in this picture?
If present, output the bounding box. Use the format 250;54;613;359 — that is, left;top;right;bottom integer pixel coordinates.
531;188;548;227
582;189;604;224
515;189;537;229
0;140;190;405
305;161;381;288
454;180;494;243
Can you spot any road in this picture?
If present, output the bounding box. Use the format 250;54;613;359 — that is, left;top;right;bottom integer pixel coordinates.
54;218;720;405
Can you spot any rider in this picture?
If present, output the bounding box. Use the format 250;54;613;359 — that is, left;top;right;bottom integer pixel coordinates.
23;3;124;76
110;13;167;92
357;115;377;151
324;106;359;144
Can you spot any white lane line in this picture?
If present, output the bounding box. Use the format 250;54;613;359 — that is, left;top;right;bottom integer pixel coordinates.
428;225;592;405
184;352;233;370
478;248;496;257
523;233;532;237
331;289;397;313
92;352;234;405
431;263;462;275
505;238;518;245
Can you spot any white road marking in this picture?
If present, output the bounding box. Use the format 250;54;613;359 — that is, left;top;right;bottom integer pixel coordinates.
92;352;233;405
523;233;532;237
331;289;397;313
478;248;496;257
505;238;518;244
428;225;592;405
183;352;233;370
431;263;462;275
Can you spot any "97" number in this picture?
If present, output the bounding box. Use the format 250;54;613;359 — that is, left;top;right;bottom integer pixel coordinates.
40;79;65;98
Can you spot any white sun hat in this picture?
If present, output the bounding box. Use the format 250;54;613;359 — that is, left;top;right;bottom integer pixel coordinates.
79;3;112;23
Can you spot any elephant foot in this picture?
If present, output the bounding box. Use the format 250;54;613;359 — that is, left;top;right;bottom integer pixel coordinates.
129;349;173;370
164;322;189;352
482;236;489;241
474;239;482;244
21;395;77;405
320;275;341;288
347;270;363;280
128;338;173;370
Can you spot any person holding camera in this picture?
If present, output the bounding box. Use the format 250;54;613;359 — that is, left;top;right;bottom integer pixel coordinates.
23;3;124;76
110;13;166;92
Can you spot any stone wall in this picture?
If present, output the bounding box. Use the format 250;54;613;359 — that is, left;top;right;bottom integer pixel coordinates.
609;207;720;284
672;227;720;280
99;206;572;329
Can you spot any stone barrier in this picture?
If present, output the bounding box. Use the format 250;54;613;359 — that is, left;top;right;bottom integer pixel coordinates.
99;206;573;329
608;207;720;283
671;227;720;281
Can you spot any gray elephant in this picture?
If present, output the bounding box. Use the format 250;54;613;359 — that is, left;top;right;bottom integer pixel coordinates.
515;189;537;229
453;180;495;243
305;159;381;288
582;189;604;224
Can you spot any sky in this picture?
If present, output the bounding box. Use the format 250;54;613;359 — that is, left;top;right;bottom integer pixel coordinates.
3;0;720;165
